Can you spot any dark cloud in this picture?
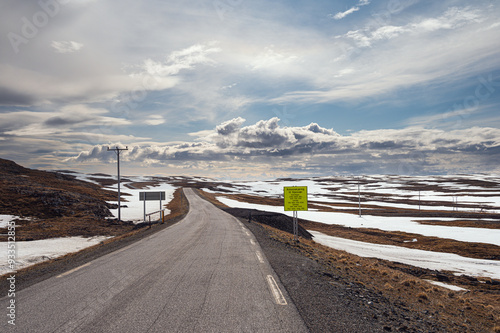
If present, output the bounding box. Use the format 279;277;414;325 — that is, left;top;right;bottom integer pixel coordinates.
360;141;406;149
0;87;37;106
44;116;86;127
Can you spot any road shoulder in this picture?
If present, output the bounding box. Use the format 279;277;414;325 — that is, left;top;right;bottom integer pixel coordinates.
243;219;449;333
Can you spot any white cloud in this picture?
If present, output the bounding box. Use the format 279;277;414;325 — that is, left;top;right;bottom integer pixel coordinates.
331;7;361;20
68;118;500;175
143;115;165;126
251;46;299;71
404;107;485;128
1;40;218;107
142;42;221;77
51;41;84;54
0;63;177;106
274;6;499;104
488;22;500;29
342;6;483;48
330;0;371;20
221;83;237;90
412;6;483;32
1;0;499;176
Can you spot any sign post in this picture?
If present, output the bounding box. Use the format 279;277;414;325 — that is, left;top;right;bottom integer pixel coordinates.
139;191;166;222
284;186;308;241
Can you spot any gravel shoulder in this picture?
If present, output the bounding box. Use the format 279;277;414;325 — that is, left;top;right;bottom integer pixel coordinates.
243;218;447;333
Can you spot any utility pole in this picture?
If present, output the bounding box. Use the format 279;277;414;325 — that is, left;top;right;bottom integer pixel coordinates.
419;190;421;211
358;176;361;217
108;146;128;221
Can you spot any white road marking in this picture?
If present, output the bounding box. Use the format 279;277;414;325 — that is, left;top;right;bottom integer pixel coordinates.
255;251;265;263
250;239;256;246
56;262;91;278
244;230;251;236
267;275;287;305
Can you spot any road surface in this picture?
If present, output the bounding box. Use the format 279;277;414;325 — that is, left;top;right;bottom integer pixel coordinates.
1;188;308;332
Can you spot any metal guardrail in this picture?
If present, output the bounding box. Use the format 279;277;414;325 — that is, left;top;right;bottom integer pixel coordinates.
145;209;166;224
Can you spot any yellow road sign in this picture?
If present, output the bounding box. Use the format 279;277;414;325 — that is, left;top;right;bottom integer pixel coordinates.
284;186;308;211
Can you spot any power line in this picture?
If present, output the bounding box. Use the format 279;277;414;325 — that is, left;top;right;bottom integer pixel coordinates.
108;146;128;221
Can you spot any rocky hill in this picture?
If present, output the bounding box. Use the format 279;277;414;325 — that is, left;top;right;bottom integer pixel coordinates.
0;158;134;240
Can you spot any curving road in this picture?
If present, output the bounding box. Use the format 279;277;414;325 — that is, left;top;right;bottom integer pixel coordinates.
1;188;308;332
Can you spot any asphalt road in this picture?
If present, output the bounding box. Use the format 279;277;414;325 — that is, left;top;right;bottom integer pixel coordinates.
1;188;308;332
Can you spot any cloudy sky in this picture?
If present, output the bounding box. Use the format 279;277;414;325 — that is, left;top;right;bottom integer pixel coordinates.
1;0;499;179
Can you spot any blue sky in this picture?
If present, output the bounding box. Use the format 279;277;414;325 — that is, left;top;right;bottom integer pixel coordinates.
1;0;499;179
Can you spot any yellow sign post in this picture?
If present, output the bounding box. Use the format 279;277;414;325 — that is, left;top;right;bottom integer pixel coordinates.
284;186;308;241
284;186;308;211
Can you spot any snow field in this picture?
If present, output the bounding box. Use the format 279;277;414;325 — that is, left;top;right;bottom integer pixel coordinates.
60;171;178;223
227;176;500;212
108;182;176;223
218;194;500;279
217;197;500;246
309;231;500;280
3;173;498;281
0;236;112;276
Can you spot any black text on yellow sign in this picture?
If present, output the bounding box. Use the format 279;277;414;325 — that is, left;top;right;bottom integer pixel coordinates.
284;186;308;211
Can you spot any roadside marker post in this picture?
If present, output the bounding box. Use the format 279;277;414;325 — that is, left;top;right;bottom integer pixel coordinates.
284;186;308;242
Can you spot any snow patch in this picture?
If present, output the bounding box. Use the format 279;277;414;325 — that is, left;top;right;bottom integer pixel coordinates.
0;215;20;228
0;236;112;275
107;180;176;223
309;231;500;280
217;197;500;246
425;280;468;292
